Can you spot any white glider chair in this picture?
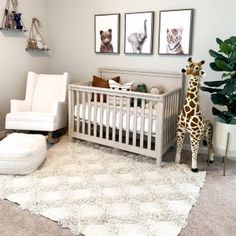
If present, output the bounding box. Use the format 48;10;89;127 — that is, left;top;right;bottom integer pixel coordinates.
5;72;69;142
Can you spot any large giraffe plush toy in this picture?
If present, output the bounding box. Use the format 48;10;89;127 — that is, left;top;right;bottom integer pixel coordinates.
175;58;214;172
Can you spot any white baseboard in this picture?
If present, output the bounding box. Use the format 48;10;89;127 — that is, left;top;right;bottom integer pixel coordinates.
183;143;208;155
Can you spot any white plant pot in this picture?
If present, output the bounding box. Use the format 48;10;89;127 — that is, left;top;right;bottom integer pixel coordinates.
213;117;236;160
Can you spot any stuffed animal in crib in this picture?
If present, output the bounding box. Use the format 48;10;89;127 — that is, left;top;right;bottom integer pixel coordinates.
175;57;214;172
145;87;164;109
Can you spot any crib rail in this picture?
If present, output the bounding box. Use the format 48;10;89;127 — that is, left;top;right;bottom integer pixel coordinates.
68;84;181;165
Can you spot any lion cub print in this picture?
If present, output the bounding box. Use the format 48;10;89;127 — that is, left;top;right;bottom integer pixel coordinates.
100;29;113;53
166;28;184;54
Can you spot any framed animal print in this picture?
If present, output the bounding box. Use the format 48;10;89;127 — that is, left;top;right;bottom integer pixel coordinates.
124;11;154;55
158;9;194;55
94;14;120;54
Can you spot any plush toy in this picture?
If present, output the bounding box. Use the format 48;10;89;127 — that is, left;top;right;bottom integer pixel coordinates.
13;12;23;30
130;84;148;107
175;57;214;172
4;9;15;29
145;87;164;109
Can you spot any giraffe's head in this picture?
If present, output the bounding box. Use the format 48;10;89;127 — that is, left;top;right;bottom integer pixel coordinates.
182;58;205;77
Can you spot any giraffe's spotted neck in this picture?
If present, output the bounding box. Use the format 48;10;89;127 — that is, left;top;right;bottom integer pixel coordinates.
186;76;201;102
182;75;202;117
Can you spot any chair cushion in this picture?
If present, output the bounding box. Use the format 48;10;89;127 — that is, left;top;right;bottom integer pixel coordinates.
0;133;46;175
5;112;58;131
6;112;56;123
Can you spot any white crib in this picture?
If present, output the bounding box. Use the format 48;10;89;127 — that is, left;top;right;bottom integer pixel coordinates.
68;67;184;166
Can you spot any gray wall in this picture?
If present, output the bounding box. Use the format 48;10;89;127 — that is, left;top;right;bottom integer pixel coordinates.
0;0;49;130
47;0;235;121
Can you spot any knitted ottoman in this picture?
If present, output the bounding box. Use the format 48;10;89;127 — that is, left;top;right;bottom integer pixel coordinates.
0;133;46;175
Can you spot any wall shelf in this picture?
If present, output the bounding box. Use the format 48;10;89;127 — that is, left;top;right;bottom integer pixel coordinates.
0;27;27;32
25;48;50;52
1;0;27;32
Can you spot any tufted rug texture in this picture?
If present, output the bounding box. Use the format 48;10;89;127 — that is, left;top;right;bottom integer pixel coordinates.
0;136;205;236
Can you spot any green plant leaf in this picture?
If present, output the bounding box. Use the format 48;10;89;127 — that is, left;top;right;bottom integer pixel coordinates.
209;49;228;61
222;73;230;78
212;107;233;123
204;80;227;87
229;36;236;45
209;62;222;71
215;59;233;71
211;94;229;105
216;37;223;45
200;86;222;93
229;48;236;61
230;94;236;101
220;42;232;55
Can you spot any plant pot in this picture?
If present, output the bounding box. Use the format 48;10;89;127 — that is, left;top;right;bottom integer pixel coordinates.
213;117;236;160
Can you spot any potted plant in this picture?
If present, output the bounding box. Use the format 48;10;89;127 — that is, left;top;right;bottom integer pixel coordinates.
201;36;236;159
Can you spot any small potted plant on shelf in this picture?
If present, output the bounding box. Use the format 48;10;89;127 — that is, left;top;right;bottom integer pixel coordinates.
201;36;236;159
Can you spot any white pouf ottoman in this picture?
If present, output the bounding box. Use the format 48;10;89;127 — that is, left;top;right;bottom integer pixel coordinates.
0;133;46;175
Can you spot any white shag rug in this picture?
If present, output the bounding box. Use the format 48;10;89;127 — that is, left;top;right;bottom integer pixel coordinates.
0;136;205;236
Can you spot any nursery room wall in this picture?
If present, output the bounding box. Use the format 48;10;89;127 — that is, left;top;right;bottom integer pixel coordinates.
0;0;49;132
47;0;235;121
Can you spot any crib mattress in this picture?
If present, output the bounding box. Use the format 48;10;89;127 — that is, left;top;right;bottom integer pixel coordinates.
74;103;157;134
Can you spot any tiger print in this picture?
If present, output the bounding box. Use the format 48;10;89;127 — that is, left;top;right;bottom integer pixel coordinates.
166;28;184;54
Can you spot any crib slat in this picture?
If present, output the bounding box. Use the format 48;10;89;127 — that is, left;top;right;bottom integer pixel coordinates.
119;96;123;143
140;99;145;148
133;98;138;146
148;101;153;150
94;92;98;137
76;91;80;133
164;96;168;146
82;92;86;134
100;94;104;138
112;95;117;142
155;100;165;166
125;98;130;145
88;92;91;136
68;88;74;140
106;94;110;140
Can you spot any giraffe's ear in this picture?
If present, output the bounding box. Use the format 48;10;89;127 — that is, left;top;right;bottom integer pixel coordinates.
188;57;192;62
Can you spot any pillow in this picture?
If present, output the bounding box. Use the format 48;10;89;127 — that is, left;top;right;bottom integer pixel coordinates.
92;75;120;102
92;75;120;89
108;80;135;91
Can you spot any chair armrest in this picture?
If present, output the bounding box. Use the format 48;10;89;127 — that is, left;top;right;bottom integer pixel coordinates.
10;99;31;112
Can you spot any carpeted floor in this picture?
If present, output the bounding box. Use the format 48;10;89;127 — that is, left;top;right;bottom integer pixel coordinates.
0;146;235;236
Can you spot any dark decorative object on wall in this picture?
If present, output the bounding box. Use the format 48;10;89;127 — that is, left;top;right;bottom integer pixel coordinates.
158;9;193;55
94;14;120;54
124;11;154;55
0;0;27;32
26;18;49;51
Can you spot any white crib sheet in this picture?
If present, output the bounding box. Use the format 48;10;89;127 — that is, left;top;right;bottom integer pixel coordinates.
74;103;157;134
